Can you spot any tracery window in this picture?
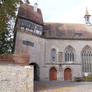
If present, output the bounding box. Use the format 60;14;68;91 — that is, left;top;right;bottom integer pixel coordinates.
82;46;92;72
51;48;56;62
65;46;74;62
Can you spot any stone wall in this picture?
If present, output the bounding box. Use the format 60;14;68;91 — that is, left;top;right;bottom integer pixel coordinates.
0;65;34;92
41;39;92;81
15;31;45;80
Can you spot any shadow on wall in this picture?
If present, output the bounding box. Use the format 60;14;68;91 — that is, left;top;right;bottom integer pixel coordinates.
29;63;40;81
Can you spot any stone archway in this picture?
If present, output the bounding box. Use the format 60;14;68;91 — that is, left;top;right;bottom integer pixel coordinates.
49;67;57;81
64;68;72;81
29;63;40;81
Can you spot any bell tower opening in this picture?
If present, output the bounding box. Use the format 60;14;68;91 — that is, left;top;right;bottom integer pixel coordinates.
84;8;91;24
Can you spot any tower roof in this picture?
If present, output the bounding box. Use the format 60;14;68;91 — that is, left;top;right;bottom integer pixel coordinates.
18;4;43;25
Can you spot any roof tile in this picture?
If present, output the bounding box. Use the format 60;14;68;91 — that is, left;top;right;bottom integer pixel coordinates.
18;4;43;25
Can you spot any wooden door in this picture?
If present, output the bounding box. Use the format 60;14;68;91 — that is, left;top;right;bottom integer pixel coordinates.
50;67;57;81
64;68;72;81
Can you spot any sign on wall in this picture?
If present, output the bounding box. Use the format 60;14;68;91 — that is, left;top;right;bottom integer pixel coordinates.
23;40;34;47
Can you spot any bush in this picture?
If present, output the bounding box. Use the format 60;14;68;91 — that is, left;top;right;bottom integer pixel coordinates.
83;76;92;82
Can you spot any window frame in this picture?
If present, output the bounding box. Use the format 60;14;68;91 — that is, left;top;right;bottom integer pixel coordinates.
64;46;75;63
51;48;57;62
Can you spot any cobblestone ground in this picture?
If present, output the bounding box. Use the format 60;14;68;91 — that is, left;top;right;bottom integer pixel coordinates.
35;81;92;92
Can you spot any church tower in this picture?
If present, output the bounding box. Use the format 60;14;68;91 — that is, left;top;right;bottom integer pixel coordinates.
84;8;91;24
13;3;43;54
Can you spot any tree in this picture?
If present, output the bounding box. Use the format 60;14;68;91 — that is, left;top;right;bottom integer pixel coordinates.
0;0;29;54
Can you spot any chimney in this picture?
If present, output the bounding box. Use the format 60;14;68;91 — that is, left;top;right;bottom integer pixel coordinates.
34;3;38;12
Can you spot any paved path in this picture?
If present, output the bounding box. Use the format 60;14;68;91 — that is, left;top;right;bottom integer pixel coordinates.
35;81;92;92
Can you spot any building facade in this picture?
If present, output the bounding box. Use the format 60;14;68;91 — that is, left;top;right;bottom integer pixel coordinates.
14;3;92;81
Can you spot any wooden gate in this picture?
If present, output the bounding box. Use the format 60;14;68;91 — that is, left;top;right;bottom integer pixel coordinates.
50;67;57;81
64;68;72;81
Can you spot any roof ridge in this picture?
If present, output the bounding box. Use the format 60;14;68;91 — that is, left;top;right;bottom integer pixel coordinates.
45;22;85;25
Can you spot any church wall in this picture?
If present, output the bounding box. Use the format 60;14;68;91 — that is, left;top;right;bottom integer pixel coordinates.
14;31;92;81
62;65;82;81
14;30;46;81
15;29;92;81
40;64;59;81
14;17;92;81
45;39;92;64
43;39;92;81
15;31;45;64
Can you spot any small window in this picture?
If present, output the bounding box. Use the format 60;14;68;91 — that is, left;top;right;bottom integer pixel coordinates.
51;48;56;62
20;21;25;27
29;23;35;30
26;24;31;28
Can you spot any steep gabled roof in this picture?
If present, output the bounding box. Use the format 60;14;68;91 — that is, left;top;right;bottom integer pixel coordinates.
44;23;92;40
18;4;43;25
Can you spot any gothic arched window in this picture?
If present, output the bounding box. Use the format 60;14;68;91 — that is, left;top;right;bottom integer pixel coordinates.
65;46;74;62
82;46;92;72
51;48;56;62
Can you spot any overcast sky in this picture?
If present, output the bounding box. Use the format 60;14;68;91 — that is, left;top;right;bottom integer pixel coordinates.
28;0;92;24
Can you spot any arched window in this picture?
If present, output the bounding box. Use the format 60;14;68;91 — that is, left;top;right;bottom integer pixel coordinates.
82;46;92;72
51;48;56;62
65;46;74;62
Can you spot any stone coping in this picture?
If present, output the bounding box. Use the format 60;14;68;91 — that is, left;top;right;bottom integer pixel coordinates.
0;54;29;65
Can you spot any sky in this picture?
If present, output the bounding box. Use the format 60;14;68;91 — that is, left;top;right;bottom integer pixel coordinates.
28;0;92;24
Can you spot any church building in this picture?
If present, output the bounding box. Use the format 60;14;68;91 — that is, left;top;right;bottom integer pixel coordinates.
14;3;92;81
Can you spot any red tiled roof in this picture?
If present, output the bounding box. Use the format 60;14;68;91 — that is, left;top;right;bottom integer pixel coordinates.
18;4;43;25
44;23;92;40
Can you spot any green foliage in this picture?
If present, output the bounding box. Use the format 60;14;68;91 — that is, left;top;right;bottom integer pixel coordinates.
0;0;30;54
83;76;92;82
